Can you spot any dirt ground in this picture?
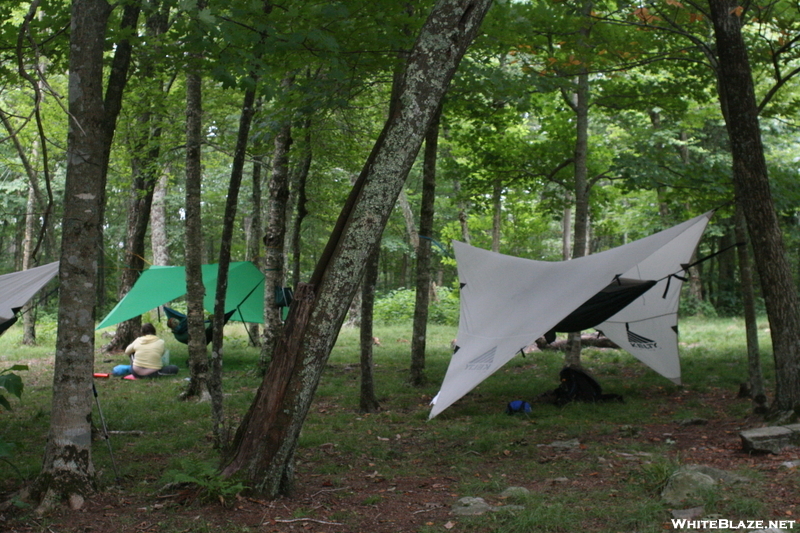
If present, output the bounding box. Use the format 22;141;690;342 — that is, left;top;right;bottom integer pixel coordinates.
2;389;798;533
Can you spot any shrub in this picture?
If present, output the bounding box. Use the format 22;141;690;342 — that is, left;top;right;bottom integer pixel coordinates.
160;459;247;507
1;364;27;481
679;294;718;318
0;364;27;411
374;286;459;326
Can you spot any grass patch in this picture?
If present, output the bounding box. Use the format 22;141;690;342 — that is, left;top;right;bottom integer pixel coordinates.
0;316;788;532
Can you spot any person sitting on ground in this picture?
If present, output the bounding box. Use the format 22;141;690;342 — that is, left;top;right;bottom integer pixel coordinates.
124;323;178;378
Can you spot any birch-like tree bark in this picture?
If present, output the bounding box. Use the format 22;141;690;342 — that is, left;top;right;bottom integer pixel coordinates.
31;0;138;510
22;180;39;344
245;155;264;347
150;171;170;266
260;108;293;371
32;0;112;511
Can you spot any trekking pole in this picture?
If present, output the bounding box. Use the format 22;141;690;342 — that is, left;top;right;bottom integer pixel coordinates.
92;382;121;483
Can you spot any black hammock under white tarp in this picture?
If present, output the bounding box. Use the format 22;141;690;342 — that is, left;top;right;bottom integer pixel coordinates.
429;211;713;419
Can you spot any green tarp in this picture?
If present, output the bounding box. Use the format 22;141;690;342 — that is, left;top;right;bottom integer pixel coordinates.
96;262;264;330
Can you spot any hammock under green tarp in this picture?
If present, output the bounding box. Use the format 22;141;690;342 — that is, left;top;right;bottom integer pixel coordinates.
163;306;236;345
96;262;264;330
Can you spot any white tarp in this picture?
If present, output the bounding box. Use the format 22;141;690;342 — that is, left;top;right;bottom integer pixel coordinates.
593;215;710;383
0;261;60;332
429;212;712;419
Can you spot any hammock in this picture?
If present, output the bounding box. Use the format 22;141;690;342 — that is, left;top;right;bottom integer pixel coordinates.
163;306;235;345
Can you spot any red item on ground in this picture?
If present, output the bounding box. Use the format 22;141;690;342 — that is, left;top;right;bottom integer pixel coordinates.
93;373;110;378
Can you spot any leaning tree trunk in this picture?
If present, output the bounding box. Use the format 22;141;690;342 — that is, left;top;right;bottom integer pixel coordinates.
221;0;493;497
33;0;112;511
709;0;800;413
410;105;441;387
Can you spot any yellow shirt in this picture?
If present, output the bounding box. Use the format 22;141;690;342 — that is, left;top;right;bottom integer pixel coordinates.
124;335;165;370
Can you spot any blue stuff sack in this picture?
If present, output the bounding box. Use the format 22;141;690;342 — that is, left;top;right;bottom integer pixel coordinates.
112;364;132;377
505;400;532;415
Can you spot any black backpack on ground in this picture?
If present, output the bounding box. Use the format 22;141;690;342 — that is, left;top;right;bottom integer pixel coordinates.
552;367;624;406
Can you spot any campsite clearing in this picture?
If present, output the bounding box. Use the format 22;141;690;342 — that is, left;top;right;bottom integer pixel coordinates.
1;320;797;532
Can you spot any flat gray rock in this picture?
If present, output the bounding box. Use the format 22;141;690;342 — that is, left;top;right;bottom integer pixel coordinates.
452;497;493;516
661;471;715;505
740;426;793;454
679;464;749;484
783;423;800;445
499;486;530;499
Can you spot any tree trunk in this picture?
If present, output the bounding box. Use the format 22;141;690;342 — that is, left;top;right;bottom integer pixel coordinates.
208;86;259;447
182;63;210;402
151;171;170;266
359;248;381;413
22;179;39;345
398;190;419;252
246;155;264;347
714;221;736;311
104;2;169;351
221;0;493;497
32;0;113;511
290;122;312;290
735;204;767;413
145;1;172;275
103;126;160;352
490;178;502;252
709;0;800;413
561;204;571;261
94;0;140;320
454;179;471;244
410;105;440;387
260;102;293;372
564;70;590;369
